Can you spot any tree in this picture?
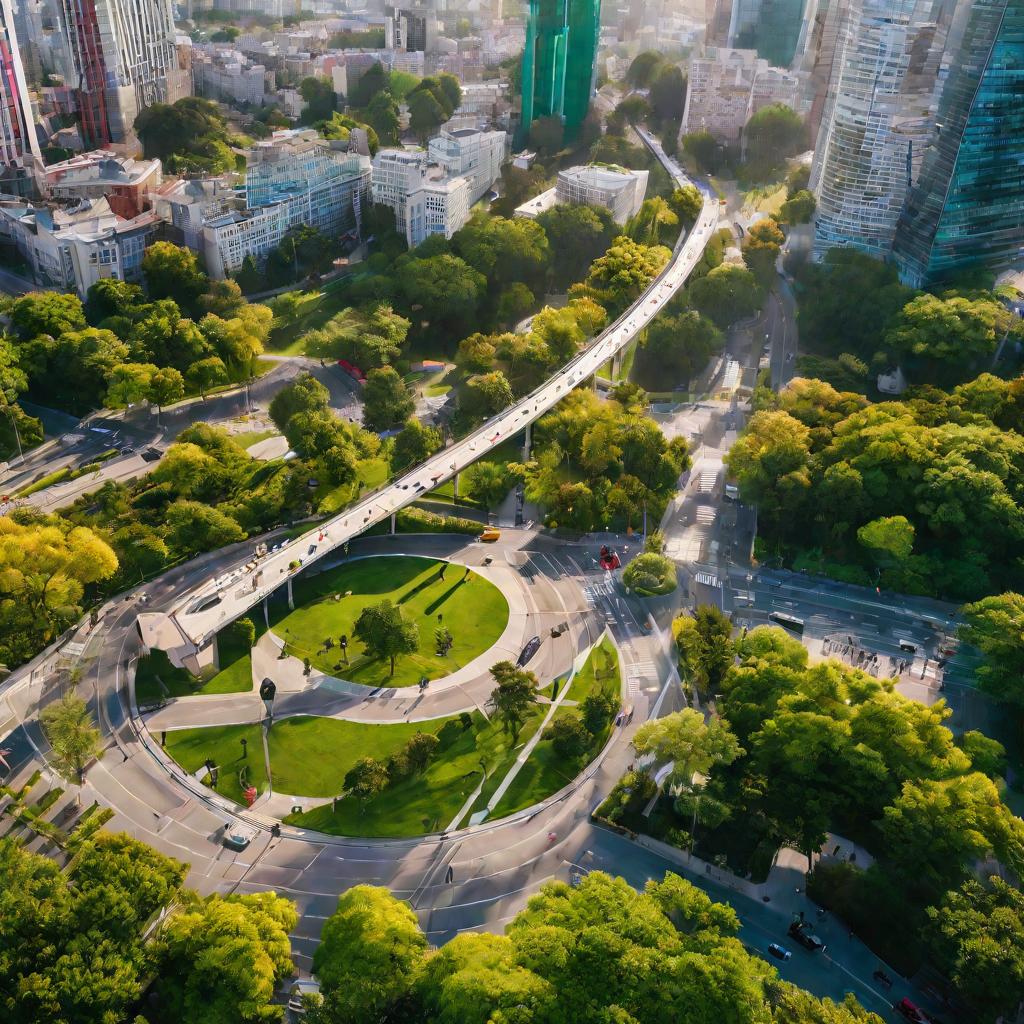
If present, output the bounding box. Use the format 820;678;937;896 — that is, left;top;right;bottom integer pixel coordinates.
741;219;785;285
105;361;157;408
615;94;651;125
857;515;914;564
669;184;703;225
404;731;440;773
462;461;512;508
166;501;246;556
311;886;427;1024
626;50;665;87
398;254;486;337
580;691;619;735
142;241;208;310
299;75;336;123
650;64;686;123
549;711;589;758
40;692;103;782
362;366;415;432
926;876;1024;1019
85;278;143;323
673;605;734;697
156;891;298;1024
407;86;446;141
682;130;722;173
535;203;617;289
269;372;329;431
9;291;86;340
635;309;722;389
186;355;229;396
349;61;389;108
496;282;535;326
627;197;679;246
198;278;246;319
390;418;442;471
343;757;390;807
743;103;805;176
488;661;539;741
365;91;401;144
354;600;419;676
687;264;762;327
578;235;671;315
960;592;1024;705
462;370;514;419
778;189;816;225
622;552;676;595
633;709;742;792
149;366;186;409
135;97;235;174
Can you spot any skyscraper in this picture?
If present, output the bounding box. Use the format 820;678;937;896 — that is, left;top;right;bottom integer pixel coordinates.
518;0;601;146
57;0;189;147
893;0;1024;287
809;0;952;262
705;0;808;67
0;0;42;177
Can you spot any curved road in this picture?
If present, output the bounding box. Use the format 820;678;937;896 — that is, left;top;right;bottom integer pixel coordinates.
146;138;720;651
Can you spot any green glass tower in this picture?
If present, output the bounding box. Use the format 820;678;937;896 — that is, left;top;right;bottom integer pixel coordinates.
519;0;602;147
893;0;1024;287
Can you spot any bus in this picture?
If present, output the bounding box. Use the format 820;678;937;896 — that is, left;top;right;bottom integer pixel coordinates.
768;611;804;634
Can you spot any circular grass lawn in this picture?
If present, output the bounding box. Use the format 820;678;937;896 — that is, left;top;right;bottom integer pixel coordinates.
271;556;509;687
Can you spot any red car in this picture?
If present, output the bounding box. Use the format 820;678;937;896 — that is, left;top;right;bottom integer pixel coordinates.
598;545;621;570
896;999;926;1023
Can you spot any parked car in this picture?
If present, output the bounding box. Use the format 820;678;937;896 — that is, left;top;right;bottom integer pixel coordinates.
222;824;257;851
480;527;501;542
767;943;792;962
517;635;541;666
896;998;926;1022
141;447;162;463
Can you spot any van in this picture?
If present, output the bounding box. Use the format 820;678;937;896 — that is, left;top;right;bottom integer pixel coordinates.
480;527;501;542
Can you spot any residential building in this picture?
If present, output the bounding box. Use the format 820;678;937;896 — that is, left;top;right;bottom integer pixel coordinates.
555;163;648;223
0;196;160;294
0;0;42;183
372;147;427;238
810;0;953;262
203;130;371;278
193;49;270;105
57;0;191;147
41;151;161;217
681;47;801;144
427;126;505;203
151;174;238;250
893;0;1024;287
519;0;601;146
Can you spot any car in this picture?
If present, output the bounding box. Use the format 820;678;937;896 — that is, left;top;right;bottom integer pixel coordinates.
141;446;162;463
788;921;826;952
480;527;501;542
222;824;257;851
767;943;792;962
120;446;134;456
896;998;926;1023
517;635;542;666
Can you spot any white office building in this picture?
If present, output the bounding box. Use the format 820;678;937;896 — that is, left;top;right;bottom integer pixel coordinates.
556;164;649;224
427;126;506;204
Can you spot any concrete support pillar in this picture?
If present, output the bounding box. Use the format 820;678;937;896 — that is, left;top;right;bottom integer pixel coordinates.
262;597;269;628
591;374;598;392
453;472;460;499
390;512;396;534
522;421;532;461
611;350;623;380
286;576;294;610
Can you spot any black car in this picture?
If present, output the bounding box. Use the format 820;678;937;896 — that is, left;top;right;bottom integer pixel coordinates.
787;921;826;952
141;447;163;463
517;636;541;666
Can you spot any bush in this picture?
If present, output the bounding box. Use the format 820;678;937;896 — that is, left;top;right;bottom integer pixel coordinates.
595;769;657;826
581;691;619;734
622;552;677;596
228;616;257;648
548;713;589;759
397;506;484;536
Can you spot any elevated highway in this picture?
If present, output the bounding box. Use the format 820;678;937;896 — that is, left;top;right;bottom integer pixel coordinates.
142;136;721;662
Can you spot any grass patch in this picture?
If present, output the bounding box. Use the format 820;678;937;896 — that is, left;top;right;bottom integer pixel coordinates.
267;289;354;355
238;429;280;450
282;711;531;837
134;651;203;704
202;627;259;695
429;439;520;507
316;456;390;514
164;724;268;805
270;555;509;686
491;640;622;818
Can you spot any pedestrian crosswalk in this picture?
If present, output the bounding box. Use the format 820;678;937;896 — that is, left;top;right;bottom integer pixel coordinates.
694;505;717;525
695;571;720;588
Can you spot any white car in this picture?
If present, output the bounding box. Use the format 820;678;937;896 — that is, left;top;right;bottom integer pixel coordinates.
223;824;257;851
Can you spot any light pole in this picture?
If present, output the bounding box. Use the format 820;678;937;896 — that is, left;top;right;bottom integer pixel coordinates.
1;396;24;466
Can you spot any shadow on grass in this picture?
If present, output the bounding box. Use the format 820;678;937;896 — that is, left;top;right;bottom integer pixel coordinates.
424;577;468;616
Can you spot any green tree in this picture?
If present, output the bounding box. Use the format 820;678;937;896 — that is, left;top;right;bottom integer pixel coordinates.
580;691;619;734
622;551;676;595
857;515;915;564
407;86;446;141
627;196;679;246
166;501;245;556
299;75;336;123
635;309;722;388
105;361;157;408
85;278;143;323
398;254;486;337
390;418;442;471
269;372;330;431
149;366;186;410
354;599;419;676
650;64;686;122
926;876;1024;1019
135;97;235;174
528;114;565;154
362;366;415;432
40;691;103;782
960;592;1024;705
626;50;665;86
742;103;805;176
549;711;590;758
496;282;535;326
311;886;427;1024
682;130;722;173
462;370;514;419
156;891;298;1024
778;189;816;225
673;606;734;697
142;241;208;310
741;218;785;285
669;184;703;225
688;264;763;327
186;355;229;396
9;290;86;340
488;661;539;741
535;203;617;289
578;235;671;315
633;708;742;791
349;61;389;108
343;757;390;807
462;461;512;508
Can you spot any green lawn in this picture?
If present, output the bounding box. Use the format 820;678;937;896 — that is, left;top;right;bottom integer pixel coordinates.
239;429;281;450
491;638;622;819
267;289;355;355
271;555;509;686
164;724;268;805
202;627;258;695
316;456;390;514
429;439;521;507
135;627;257;704
282;710;532;836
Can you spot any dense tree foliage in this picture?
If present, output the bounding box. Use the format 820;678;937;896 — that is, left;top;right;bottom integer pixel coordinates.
135;97;237;174
634;308;723;390
742;104;806;180
687;264;763;328
728;375;1024;597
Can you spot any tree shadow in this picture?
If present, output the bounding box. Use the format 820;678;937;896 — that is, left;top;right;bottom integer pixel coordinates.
424;578;467;616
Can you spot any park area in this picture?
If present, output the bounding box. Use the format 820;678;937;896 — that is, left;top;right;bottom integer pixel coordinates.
269;555;509;686
160;634;623;837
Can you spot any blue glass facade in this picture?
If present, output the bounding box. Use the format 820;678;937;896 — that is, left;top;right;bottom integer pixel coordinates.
893;0;1024;287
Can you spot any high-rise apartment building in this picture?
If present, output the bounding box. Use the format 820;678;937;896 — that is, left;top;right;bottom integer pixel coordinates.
893;0;1024;287
809;0;951;262
518;0;600;146
58;0;189;146
427;126;505;204
0;0;42;178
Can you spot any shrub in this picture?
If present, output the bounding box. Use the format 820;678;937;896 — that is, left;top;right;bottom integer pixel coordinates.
622;552;677;595
397;506;484;536
548;712;589;759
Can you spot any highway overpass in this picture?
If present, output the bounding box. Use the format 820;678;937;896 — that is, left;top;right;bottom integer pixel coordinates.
140;137;721;667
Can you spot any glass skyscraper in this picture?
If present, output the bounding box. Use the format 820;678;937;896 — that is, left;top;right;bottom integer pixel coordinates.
518;0;601;147
893;0;1024;287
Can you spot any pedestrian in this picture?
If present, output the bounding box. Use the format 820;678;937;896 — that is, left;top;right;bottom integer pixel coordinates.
439;564;446;581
